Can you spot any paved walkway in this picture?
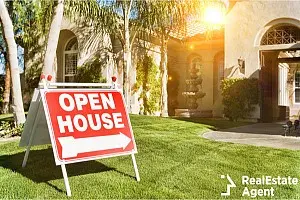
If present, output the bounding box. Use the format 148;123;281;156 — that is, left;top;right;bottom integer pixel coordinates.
203;123;300;150
0;136;20;143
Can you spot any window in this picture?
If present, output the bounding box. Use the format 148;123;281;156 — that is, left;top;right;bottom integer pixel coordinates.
295;71;300;103
261;25;300;45
64;37;78;82
213;52;224;103
217;57;224;86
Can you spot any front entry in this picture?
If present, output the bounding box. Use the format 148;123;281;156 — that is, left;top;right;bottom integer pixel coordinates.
260;51;279;122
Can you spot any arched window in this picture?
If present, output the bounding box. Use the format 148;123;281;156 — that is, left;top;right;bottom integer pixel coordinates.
295;70;300;103
64;37;78;82
213;52;224;103
217;55;224;85
261;25;300;45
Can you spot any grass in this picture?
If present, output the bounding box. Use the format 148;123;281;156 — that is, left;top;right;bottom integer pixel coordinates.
1;115;300;199
0;112;28;122
0;113;14;121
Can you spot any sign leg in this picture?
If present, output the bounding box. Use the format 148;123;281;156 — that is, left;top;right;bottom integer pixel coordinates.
22;146;31;168
61;164;72;196
131;154;140;182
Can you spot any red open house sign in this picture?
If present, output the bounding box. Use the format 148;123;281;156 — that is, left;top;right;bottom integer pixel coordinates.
20;80;140;197
42;89;137;165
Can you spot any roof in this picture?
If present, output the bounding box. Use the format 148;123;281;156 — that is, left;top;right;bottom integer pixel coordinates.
169;21;207;40
169;0;230;40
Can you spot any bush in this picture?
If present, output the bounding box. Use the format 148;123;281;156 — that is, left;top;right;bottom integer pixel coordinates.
134;55;161;115
220;78;259;121
75;57;106;83
0;121;24;138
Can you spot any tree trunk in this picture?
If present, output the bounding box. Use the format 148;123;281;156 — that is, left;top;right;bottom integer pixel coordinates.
0;0;26;124
42;0;64;80
2;61;11;114
160;34;168;117
123;4;131;109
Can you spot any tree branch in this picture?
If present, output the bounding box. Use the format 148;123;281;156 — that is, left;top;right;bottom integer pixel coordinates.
130;23;143;49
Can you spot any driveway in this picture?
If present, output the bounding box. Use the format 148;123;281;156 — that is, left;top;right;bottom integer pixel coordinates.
203;123;300;150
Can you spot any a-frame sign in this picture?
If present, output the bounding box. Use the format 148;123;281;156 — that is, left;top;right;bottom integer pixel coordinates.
20;76;140;196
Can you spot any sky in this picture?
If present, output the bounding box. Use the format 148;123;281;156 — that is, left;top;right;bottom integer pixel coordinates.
0;45;24;75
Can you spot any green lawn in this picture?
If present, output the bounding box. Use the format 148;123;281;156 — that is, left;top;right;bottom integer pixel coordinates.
1;115;300;199
0;113;14;121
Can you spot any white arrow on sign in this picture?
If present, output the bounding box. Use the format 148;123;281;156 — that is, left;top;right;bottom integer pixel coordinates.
58;132;131;158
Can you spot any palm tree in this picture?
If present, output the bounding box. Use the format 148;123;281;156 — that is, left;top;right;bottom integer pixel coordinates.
101;0;150;108
0;0;25;124
42;0;64;79
144;0;195;117
147;0;226;117
41;0;114;81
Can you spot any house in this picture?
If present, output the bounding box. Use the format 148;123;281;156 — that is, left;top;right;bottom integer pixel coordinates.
25;0;300;122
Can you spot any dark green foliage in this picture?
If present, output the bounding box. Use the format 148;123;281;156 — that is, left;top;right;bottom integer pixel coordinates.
75;56;106;83
0;121;24;138
221;78;259;121
134;55;161;115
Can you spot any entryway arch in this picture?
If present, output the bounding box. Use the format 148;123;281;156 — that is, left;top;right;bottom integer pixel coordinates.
254;18;300;48
259;19;300;122
57;30;78;82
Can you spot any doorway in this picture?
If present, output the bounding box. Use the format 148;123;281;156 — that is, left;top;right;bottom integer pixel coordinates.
260;50;300;122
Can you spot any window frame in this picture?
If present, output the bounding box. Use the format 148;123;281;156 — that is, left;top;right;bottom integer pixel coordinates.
63;37;78;83
294;71;300;104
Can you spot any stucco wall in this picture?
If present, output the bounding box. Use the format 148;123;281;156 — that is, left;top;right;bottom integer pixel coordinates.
225;0;300;119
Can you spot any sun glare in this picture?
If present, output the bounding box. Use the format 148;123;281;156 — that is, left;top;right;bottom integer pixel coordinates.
204;6;225;25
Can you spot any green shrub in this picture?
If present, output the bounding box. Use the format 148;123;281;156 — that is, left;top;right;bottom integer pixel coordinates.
0;121;24;138
220;78;259;121
134;55;161;115
75;57;106;83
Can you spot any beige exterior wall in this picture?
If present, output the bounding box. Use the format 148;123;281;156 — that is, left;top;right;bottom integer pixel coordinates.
225;0;300;119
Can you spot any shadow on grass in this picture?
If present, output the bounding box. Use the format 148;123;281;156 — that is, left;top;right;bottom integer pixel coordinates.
0;148;135;193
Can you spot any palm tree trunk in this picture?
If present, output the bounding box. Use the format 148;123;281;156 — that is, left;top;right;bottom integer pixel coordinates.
2;61;11;114
42;0;64;80
160;34;168;117
123;19;131;109
122;1;132;109
0;0;26;124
